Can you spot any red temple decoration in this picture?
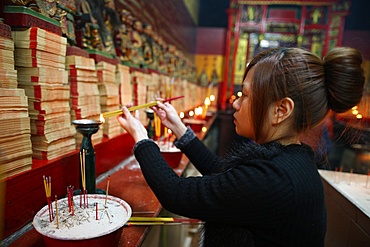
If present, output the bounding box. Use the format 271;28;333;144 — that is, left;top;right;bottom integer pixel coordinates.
220;0;351;110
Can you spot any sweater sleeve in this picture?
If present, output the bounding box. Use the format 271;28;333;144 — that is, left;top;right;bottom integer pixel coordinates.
134;140;296;225
173;127;220;175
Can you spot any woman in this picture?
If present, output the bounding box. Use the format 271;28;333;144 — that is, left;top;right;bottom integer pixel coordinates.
117;47;365;246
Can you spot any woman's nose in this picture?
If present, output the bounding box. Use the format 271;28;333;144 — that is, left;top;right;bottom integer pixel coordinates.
232;98;240;110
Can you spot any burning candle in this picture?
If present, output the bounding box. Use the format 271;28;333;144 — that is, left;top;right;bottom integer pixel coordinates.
202;97;211;119
164;127;168;144
154;113;161;140
168;129;172;149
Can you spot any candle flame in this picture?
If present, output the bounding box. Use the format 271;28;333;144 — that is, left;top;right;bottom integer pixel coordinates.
204;97;211;106
100;114;105;123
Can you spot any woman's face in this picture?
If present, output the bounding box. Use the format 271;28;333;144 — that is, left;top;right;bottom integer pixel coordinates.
233;68;255;140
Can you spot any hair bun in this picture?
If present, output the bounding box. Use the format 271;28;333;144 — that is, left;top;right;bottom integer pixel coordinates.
323;47;365;113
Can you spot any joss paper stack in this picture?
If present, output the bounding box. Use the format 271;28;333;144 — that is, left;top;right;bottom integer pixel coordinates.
131;70;148;125
115;64;132;106
66;55;103;146
0;29;33;178
182;78;190;110
12;27;76;160
147;71;160;106
187;82;198;110
160;75;171;99
174;79;186;111
115;64;132;134
96;61;121;138
0;34;17;88
0;26;32;179
171;77;182;110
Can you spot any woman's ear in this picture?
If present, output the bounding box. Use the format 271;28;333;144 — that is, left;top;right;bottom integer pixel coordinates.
272;97;294;125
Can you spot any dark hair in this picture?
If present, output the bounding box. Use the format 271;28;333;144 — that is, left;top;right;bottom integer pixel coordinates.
244;47;365;143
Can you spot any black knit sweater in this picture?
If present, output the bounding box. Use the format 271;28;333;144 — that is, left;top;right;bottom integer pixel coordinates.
133;129;326;247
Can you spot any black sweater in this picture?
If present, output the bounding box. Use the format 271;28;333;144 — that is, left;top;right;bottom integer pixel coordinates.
133;130;326;247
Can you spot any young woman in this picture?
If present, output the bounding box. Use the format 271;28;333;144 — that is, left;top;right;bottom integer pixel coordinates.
117;47;365;246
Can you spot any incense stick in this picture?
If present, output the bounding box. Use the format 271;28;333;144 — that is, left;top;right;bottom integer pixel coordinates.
104;176;110;207
55;195;59;229
80;149;88;208
125;221;203;226
125;222;179;226
100;96;184;119
129;216;203;223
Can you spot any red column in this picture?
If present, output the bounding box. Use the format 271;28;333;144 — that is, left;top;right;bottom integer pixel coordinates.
229;7;241;99
220;5;238;110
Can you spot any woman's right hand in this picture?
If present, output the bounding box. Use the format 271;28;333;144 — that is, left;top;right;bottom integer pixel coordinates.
152;101;187;139
117;105;149;143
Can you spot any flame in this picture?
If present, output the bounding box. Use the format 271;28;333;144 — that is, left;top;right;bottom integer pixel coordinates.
204;97;211;106
100;114;105;123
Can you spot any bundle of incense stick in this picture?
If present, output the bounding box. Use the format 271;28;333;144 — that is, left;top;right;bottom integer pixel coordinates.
126;216;203;226
100;95;184;119
43;175;53;222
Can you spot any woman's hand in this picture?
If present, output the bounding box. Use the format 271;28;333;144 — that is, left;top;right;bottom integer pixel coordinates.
116;105;148;143
152;101;187;139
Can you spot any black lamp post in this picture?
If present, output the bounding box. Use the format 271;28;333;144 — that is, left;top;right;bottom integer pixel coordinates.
72;119;102;194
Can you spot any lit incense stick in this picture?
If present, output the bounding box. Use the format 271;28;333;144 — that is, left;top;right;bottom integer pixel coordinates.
100;96;184;120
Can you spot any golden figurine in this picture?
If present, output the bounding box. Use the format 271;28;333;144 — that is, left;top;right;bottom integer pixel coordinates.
129;20;144;66
142;23;154;66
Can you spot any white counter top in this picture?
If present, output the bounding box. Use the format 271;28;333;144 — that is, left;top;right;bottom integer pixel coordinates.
319;169;370;218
